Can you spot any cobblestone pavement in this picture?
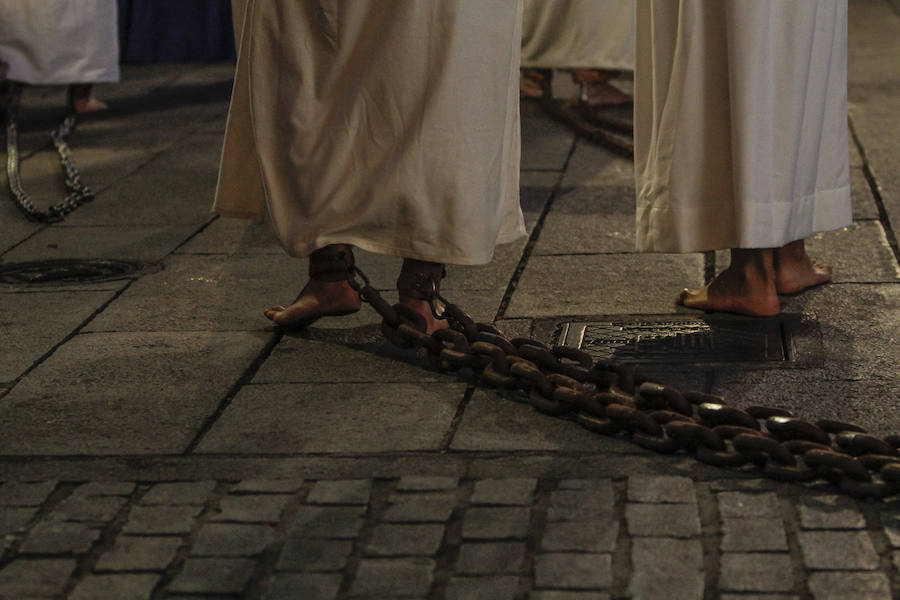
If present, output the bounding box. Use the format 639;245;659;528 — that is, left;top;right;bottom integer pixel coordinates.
2;476;899;600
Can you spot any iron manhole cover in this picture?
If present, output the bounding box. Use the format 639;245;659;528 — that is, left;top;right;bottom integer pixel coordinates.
0;259;144;284
557;315;794;364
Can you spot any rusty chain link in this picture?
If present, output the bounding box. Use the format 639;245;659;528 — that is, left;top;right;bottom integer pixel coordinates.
348;266;900;500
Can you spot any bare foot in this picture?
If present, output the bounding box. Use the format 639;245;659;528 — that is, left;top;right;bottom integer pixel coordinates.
573;69;631;106
69;84;108;114
774;240;832;295
676;248;781;317
264;279;360;328
397;296;450;335
521;68;551;99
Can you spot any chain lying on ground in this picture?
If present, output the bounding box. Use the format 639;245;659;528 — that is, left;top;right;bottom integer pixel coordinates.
348;266;900;500
5;97;94;223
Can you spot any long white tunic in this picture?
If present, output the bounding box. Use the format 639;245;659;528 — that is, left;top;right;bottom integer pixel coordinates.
634;0;851;253
215;0;526;265
0;0;119;85
521;0;635;71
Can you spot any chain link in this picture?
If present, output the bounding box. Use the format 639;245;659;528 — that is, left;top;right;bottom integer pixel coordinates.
5;96;94;223
349;265;900;500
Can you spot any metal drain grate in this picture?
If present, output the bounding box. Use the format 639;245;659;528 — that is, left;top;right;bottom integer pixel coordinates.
0;259;143;284
557;315;791;364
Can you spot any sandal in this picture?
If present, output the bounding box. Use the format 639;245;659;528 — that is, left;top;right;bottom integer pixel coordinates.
520;68;553;100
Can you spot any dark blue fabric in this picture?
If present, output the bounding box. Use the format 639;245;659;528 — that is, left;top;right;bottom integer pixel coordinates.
117;0;236;63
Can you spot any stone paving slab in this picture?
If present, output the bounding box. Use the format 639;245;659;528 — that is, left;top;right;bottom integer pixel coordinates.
195;382;466;454
805;221;900;283
560;139;635;187
851;167;880;220
83;253;304;332
505;253;705;317
60;132;224;228
0;331;266;455
521;117;575;171
2;222;206;264
450;389;640;453
533;185;636;255
174;217;282;256
253;336;453;384
0;289;118;383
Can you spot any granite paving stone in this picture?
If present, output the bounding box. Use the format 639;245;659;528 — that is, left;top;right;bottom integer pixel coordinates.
446;576;519;600
82;253;304;332
174;217;282;255
0;331;266;455
521;117;575;171
520;171;558;232
629;538;704;600
721;518;789;552
253;337;450;384
452;390;633;453
275;538;353;572
455;542;525;574
69;574;159;600
884;514;900;547
210;494;292;523
350;558;435;597
470;478;537;506
95;536;182;571
505;253;704;317
50;494;126;522
73;481;137;496
306;479;372;505
560;138;634;187
0;506;37;535
547;488;615;521
540;520;619;553
534;553;612;590
0;481;57;506
395;476;459;491
798;531;880;570
20;521;101;554
383;491;457;523
625;503;701;538
627;476;697;503
167;557;256;595
797;495;866;529
529;593;610;600
533;186;636;255
140;481;216;505
0;558;76;597
122;505;203;535
196;382;464;454
807;572;892;600
557;479;615;490
461;507;531;540
719;553;794;592
231;479;304;493
289;506;365;539
2;223;203;264
191;523;275;557
851;167;880;219
0;290;118;382
804;221;900;283
365;524;445;556
718;492;781;519
262;573;342;600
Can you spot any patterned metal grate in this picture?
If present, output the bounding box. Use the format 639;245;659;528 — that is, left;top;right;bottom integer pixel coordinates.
557;316;789;364
0;259;143;285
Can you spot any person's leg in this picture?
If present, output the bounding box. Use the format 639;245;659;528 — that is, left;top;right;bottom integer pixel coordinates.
396;258;450;333
69;84;108;114
264;244;361;328
676;248;780;317
773;239;832;294
572;68;631;106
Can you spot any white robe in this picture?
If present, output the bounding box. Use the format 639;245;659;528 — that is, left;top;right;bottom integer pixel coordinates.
0;0;119;85
521;0;635;71
634;0;851;253
215;0;526;266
